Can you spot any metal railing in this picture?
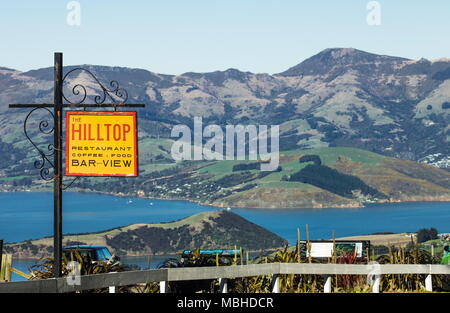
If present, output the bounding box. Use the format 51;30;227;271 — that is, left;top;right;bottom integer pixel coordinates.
0;263;449;293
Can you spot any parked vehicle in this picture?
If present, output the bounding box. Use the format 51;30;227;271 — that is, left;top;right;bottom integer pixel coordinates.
63;245;119;264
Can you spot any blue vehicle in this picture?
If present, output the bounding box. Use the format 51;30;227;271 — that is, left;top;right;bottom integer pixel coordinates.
182;249;241;257
63;245;119;264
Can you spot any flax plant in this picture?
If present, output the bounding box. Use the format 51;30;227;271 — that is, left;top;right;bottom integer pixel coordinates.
29;250;130;293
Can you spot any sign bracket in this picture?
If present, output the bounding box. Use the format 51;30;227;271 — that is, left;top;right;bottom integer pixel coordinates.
8;53;145;278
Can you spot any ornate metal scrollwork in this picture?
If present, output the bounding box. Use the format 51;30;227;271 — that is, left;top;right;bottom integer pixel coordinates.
20;66;134;189
62;68;129;108
23;107;80;188
24;107;56;181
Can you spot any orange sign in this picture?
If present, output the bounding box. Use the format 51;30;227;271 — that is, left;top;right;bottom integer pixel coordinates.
65;112;138;176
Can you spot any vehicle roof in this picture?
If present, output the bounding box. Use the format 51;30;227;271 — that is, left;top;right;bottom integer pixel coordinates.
63;245;108;250
182;249;240;255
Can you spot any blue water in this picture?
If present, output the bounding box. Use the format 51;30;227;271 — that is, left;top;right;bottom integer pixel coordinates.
0;192;216;243
1;193;450;244
2;192;450;282
235;201;450;243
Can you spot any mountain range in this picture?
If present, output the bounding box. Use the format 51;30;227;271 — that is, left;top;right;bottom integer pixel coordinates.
0;48;449;209
0;48;449;169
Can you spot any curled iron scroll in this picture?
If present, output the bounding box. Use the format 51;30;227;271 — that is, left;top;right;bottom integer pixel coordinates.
23;107;56;181
62;68;129;107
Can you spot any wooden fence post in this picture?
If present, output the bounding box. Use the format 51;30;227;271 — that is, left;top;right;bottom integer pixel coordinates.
5;254;11;282
323;275;332;293
108;271;117;293
0;255;4;282
271;274;280;293
425;274;433;292
0;254;12;282
160;281;169;293
372;275;381;293
219;278;228;293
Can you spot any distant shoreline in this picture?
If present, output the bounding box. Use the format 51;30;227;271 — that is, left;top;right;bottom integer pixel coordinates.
2;189;450;210
6;232;421;261
4;210;288;259
2;192;450;256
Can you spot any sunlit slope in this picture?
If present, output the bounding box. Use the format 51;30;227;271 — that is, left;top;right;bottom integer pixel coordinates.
201;147;450;208
4;211;287;258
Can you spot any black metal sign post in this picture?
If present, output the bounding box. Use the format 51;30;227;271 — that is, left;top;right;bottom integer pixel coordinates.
9;52;144;277
54;53;63;278
0;239;3;273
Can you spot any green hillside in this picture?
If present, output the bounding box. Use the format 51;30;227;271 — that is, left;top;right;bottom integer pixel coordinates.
4;211;287;258
2;145;450;209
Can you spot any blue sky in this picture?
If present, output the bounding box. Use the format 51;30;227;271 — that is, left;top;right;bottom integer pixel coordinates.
1;0;450;74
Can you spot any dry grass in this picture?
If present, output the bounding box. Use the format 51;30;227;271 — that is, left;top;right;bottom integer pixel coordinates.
337;233;415;248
